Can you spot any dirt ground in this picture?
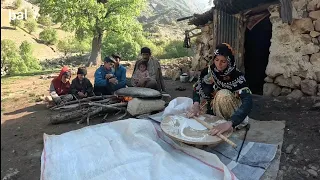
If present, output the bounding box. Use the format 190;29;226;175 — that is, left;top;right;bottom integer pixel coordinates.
1;67;320;180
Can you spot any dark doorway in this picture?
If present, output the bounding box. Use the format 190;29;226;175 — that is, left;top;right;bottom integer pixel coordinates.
244;14;272;95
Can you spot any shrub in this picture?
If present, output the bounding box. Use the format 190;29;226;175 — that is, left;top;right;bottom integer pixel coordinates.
58;38;91;56
19;41;42;71
57;39;73;56
160;40;190;59
1;40;41;74
1;39;19;70
37;15;52;27
39;28;57;45
13;0;22;10
25;7;35;20
24;19;37;34
10;19;23;29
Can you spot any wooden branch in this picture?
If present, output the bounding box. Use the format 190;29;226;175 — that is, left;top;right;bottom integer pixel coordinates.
87;107;104;125
50;95;117;110
189;32;202;38
88;102;127;111
117;110;128;120
49;107;94;124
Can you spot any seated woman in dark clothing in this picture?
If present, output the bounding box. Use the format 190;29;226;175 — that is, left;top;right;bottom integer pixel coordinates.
187;43;253;136
70;67;94;99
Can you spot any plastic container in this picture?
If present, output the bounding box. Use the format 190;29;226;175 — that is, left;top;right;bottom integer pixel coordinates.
180;73;189;83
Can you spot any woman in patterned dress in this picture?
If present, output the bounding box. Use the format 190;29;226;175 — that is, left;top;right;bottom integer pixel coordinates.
187;43;253;136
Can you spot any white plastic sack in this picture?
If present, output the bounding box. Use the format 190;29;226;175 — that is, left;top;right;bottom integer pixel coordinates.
41;119;237;180
162;97;193;117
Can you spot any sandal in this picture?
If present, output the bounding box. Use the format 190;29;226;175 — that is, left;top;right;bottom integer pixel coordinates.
175;86;186;91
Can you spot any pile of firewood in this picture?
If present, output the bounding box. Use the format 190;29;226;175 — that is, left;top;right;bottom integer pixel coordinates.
49;95;129;125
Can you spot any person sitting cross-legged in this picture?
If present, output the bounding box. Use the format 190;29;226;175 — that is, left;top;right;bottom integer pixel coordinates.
70;67;94;99
111;53;127;90
132;47;166;92
48;66;73;105
93;57;119;95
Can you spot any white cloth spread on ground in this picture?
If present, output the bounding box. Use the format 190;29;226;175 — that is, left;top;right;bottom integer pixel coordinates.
41;119;237;180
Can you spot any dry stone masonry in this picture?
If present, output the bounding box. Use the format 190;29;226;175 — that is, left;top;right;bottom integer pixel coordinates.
264;0;320;98
187;0;320;98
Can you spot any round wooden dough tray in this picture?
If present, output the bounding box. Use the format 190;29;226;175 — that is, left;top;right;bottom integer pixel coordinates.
160;114;233;146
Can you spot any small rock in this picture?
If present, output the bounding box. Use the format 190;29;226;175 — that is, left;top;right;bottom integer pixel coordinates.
298;169;310;177
313;102;320;108
264;76;273;83
293;147;300;156
310;31;320;37
301;43;320;55
302;55;310;62
307;169;318;177
310;53;320;66
287;89;304;99
301;34;312;44
312;37;319;44
291;18;314;33
307;0;318;12
281;166;287;171
315;19;320;32
281;87;292;96
309;10;320;20
308;164;319;171
301;79;318;95
285;144;295;154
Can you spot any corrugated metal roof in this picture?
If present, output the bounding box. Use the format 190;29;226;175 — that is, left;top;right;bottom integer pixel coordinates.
214;0;278;14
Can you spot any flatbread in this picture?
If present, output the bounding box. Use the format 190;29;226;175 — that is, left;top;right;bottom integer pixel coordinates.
160;114;233;146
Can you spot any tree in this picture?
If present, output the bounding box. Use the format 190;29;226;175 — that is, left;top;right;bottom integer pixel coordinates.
1;39;19;69
72;39;91;55
57;39;73;56
1;39;28;74
39;28;58;45
19;41;42;71
38;0;146;66
10;19;22;29
24;19;37;34
102;33;141;60
161;40;189;59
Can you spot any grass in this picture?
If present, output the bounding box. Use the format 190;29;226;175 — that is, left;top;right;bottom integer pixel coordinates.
3;69;60;78
29;93;36;97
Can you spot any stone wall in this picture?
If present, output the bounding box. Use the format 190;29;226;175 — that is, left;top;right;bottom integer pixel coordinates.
162;57;193;80
191;23;214;71
264;1;320;98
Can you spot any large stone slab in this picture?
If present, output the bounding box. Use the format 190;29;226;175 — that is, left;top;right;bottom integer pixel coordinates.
127;98;165;116
115;87;162;98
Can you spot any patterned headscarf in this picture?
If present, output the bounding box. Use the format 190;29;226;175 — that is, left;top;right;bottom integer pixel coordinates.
210;43;246;91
